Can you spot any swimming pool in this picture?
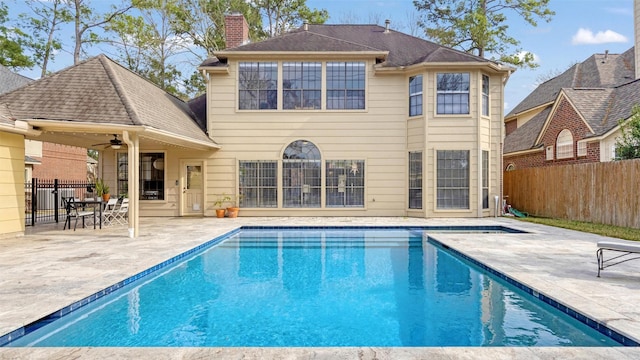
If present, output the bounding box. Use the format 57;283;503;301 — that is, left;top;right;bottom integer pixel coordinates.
1;226;628;347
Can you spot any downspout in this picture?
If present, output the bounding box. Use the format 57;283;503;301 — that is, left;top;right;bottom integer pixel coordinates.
122;131;139;238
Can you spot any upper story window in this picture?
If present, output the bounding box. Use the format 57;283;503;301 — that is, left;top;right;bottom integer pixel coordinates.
238;62;277;110
409;75;423;117
326;62;365;109
437;73;469;115
556;129;573;159
482;75;489;116
283;62;321;110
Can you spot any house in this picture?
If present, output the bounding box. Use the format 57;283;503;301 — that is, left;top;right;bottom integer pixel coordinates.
503;3;640;170
199;16;513;218
0;64;89;182
0;16;513;238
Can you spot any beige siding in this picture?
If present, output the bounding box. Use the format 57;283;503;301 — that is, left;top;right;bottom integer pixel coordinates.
206;60;506;218
0;132;25;237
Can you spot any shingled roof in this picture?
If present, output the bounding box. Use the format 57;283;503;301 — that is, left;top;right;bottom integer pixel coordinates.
204;23;498;69
0;64;32;95
0;55;214;146
507;48;635;118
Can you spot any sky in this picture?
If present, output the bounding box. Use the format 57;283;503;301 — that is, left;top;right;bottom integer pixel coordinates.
7;0;637;112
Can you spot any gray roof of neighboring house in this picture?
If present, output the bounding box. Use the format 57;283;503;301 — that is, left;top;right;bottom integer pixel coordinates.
504;106;551;154
0;55;214;145
203;24;498;68
0;64;32;95
506;48;635;118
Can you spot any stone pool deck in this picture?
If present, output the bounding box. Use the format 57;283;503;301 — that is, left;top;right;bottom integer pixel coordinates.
0;216;639;359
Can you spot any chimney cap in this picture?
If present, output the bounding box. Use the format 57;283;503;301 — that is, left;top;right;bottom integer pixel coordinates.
303;20;309;31
384;19;390;33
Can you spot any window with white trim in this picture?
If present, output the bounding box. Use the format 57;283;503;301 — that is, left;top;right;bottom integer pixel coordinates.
556;129;574;159
437;73;470;114
239;161;277;208
408;151;422;209
326;62;365;109
117;152;165;200
283;140;321;208
436;150;470;209
326;160;364;207
577;141;587;157
239;62;277;110
546;146;554;160
283;62;321;110
409;75;423;116
482;75;489;116
482;150;489;209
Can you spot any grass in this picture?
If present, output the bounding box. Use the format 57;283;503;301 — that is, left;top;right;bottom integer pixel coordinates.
517;217;640;242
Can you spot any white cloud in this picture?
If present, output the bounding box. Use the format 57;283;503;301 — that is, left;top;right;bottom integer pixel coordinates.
517;51;540;64
571;28;628;45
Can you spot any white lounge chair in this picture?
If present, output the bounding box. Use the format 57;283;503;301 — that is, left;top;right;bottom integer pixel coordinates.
596;240;640;277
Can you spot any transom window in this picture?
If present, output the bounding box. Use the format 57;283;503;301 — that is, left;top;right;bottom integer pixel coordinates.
437;73;470;115
283;62;321;110
436;150;469;209
326;62;365;109
482;75;489;116
556;129;574;159
326;160;365;207
283;140;321;208
239;161;277;208
238;62;277;110
409;75;423;117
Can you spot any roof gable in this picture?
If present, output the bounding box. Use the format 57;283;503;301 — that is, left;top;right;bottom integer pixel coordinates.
0;55;213;144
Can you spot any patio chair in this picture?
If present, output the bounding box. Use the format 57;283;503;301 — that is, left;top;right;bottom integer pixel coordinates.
62;197;94;231
112;198;129;226
101;198;119;226
596;240;640;277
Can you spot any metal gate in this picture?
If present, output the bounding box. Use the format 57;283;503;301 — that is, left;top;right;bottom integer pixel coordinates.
25;179;95;226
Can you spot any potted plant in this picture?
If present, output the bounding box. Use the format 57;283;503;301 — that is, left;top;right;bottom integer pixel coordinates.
226;194;242;218
213;194;231;218
95;178;110;202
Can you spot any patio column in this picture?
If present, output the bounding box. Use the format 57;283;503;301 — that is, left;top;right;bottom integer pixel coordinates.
123;131;140;238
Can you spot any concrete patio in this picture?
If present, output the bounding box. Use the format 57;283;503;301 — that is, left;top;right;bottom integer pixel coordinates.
0;216;639;359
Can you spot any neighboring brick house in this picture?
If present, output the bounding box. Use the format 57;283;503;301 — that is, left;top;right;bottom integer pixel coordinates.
0;64;89;181
503;46;640;170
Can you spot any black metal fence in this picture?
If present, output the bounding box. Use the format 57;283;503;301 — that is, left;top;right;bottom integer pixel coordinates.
25;179;96;226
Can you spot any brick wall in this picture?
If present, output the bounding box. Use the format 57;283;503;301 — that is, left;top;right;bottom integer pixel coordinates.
504;97;601;170
31;142;87;181
505;119;517;136
224;14;249;49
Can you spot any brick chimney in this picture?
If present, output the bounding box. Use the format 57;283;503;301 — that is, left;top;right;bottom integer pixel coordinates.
224;13;249;49
635;0;640;78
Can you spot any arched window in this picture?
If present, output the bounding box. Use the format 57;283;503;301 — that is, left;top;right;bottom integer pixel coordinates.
283;140;321;207
505;163;516;171
556;129;574;159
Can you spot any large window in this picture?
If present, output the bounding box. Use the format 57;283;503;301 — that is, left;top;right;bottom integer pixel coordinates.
283;62;321;110
239;161;277;208
436;150;469;209
117;152;165;200
326;62;365;109
409;75;423;116
283;140;321;207
437;73;470;114
556;129;574;159
409;151;422;209
482;150;489;209
326;160;365;207
239;62;277;110
482;75;489;116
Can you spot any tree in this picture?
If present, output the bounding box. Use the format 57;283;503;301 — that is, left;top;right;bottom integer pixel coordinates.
19;0;73;77
413;0;554;69
615;105;640;160
256;0;328;37
0;2;34;69
71;0;137;64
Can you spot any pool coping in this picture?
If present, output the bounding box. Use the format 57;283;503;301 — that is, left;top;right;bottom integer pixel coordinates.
2;224;636;348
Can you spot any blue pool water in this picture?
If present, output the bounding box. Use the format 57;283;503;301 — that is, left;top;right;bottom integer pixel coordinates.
6;228;623;347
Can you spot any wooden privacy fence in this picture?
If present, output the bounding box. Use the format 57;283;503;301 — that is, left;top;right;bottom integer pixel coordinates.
503;159;640;229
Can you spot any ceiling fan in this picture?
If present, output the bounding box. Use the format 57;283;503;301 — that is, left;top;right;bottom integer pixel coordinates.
92;134;123;150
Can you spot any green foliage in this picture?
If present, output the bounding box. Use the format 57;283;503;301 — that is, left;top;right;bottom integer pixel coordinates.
256;0;328;37
615;105;640;160
413;0;554;69
213;194;231;208
95;178;110;196
0;2;34;69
